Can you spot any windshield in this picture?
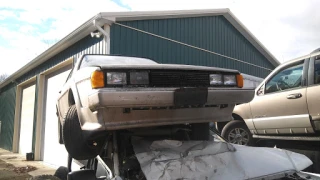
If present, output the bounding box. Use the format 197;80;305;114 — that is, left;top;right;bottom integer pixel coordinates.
79;55;157;69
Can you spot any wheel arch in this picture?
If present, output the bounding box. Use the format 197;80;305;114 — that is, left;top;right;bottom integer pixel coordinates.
68;89;75;106
216;113;244;132
232;113;244;121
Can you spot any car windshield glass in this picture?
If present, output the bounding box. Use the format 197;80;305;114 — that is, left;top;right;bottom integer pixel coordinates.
80;55;157;69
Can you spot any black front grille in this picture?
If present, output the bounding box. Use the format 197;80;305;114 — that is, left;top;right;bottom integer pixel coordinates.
150;71;210;87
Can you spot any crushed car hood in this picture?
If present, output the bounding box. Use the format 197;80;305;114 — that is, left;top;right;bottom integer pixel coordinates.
131;138;313;180
98;64;239;73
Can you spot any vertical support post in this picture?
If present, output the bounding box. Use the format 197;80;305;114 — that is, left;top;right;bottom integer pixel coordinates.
31;76;39;156
68;154;72;172
113;132;119;176
104;24;111;54
34;74;45;160
12;85;22;153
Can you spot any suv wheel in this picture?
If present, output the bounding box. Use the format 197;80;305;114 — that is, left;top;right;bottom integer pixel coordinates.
62;105;105;160
221;120;255;146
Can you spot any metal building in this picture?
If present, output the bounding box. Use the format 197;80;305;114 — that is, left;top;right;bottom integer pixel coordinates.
0;9;279;167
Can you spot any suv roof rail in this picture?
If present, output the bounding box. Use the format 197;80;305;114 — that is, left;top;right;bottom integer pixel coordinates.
311;48;320;54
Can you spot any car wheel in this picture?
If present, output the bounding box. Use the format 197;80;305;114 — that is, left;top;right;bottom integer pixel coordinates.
54;166;69;180
62;105;105;160
221;120;255;146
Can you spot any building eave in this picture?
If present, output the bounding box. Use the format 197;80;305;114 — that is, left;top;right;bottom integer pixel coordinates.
0;15;102;89
223;11;280;67
100;8;229;21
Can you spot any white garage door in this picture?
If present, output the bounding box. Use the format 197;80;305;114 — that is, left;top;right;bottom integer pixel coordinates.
43;67;71;167
19;84;36;155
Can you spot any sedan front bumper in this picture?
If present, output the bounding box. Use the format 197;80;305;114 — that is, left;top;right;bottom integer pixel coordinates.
82;88;254;130
88;88;253;108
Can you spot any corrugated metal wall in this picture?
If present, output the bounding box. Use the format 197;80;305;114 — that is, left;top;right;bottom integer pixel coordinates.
0;34;106;150
110;16;275;78
0;86;16;151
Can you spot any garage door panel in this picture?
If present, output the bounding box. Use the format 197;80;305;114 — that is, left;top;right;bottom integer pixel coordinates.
19;84;36;155
43;68;71;167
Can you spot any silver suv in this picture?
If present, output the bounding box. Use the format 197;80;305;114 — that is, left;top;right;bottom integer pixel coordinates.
219;50;320;145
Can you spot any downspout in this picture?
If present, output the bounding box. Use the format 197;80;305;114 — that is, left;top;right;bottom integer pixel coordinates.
93;18;115;54
103;25;111;54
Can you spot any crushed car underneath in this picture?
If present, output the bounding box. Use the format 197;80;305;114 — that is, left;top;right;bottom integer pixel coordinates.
62;124;315;180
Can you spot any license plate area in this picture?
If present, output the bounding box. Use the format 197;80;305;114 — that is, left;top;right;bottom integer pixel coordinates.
174;88;208;106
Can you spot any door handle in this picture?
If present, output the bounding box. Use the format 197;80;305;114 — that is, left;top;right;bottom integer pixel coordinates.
287;93;302;99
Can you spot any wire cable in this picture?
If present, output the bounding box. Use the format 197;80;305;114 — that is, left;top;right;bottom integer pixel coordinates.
114;22;273;71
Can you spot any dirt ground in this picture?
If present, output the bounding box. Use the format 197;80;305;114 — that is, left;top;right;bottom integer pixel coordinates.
0;159;32;180
0;148;56;180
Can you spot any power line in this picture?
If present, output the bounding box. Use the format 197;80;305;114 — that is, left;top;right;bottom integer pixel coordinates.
114;22;273;71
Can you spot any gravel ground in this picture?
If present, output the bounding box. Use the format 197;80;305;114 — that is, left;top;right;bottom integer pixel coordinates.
0;148;56;179
0;159;32;180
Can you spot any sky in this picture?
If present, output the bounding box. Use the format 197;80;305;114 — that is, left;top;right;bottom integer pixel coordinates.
0;0;319;75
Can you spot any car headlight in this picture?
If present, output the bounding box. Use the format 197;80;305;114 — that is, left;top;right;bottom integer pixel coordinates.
224;75;237;85
210;74;223;85
107;72;127;85
130;72;149;85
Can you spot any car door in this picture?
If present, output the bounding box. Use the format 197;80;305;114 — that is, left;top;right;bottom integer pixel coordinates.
307;54;320;130
250;59;314;134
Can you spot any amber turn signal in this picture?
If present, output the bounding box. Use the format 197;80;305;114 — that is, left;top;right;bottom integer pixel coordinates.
91;70;105;89
236;74;244;88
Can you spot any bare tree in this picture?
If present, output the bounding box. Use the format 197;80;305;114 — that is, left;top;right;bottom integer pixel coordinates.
0;73;8;83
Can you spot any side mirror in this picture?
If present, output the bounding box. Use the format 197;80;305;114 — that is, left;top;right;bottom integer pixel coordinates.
257;85;265;96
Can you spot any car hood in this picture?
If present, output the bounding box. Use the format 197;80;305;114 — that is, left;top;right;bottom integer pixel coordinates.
98;64;239;73
131;138;313;180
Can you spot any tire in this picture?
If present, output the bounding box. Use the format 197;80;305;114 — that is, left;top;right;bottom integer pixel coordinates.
221;120;255;146
54;166;69;180
62;105;105;160
31;175;60;180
